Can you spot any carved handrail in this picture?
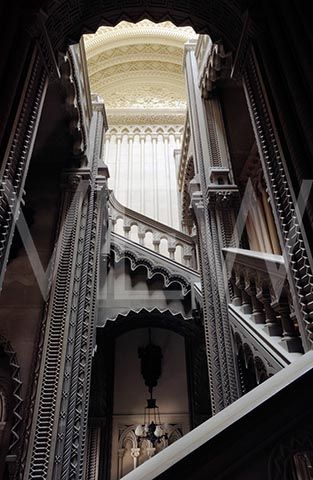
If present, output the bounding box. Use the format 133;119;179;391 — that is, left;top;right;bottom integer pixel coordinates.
109;192;197;269
223;247;304;354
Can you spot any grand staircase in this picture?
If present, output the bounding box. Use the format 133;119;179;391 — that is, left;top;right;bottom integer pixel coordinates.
122;351;313;480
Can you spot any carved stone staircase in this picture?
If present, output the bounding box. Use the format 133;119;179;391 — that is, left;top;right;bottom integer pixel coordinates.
109;191;197;269
121;351;313;480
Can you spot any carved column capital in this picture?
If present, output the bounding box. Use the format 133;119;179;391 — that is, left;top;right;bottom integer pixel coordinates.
117;448;125;459
130;448;141;459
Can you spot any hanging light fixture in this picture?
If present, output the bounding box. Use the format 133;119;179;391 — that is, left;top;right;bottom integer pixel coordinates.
135;329;169;447
134;390;169;446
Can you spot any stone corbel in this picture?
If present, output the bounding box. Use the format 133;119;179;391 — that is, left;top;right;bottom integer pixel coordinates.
201;42;232;98
62;168;92;192
190;191;205;225
59;52;89;166
206;188;240;210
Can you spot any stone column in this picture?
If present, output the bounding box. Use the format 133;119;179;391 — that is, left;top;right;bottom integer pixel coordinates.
140;135;145;214
117;449;125;480
115;134;122;195
23;102;109;480
130;448;141;470
163;134;172;225
153;237;160;254
152;134;158;220
127;135;133;207
185;42;240;412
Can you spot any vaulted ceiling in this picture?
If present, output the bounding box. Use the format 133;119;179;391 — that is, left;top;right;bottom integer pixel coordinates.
83;20;197;120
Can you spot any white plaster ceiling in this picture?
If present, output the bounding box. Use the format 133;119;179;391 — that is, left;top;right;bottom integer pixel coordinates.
83;20;197;114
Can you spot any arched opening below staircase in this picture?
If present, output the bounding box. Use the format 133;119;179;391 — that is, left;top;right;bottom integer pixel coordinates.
86;310;211;480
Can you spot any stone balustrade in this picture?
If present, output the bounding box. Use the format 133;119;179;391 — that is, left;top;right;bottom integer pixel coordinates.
223;248;304;354
109;192;197;269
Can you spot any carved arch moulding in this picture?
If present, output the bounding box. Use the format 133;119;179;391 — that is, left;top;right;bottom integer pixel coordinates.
98;307;196;329
40;0;244;52
109;242;194;296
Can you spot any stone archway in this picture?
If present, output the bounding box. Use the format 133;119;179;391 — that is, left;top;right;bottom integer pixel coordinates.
42;0;243;53
88;309;211;480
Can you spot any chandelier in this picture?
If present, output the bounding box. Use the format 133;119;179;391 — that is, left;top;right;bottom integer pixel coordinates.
135;329;168;447
134;391;169;446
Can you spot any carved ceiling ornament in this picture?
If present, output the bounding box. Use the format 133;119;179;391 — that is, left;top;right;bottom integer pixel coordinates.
84;20;197;114
105;124;184;136
87;44;183;74
84;20;197;56
106;111;186;126
103;84;186;110
91;60;182;82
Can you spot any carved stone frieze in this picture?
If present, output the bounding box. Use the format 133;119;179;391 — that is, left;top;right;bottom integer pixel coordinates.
106;123;184;136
